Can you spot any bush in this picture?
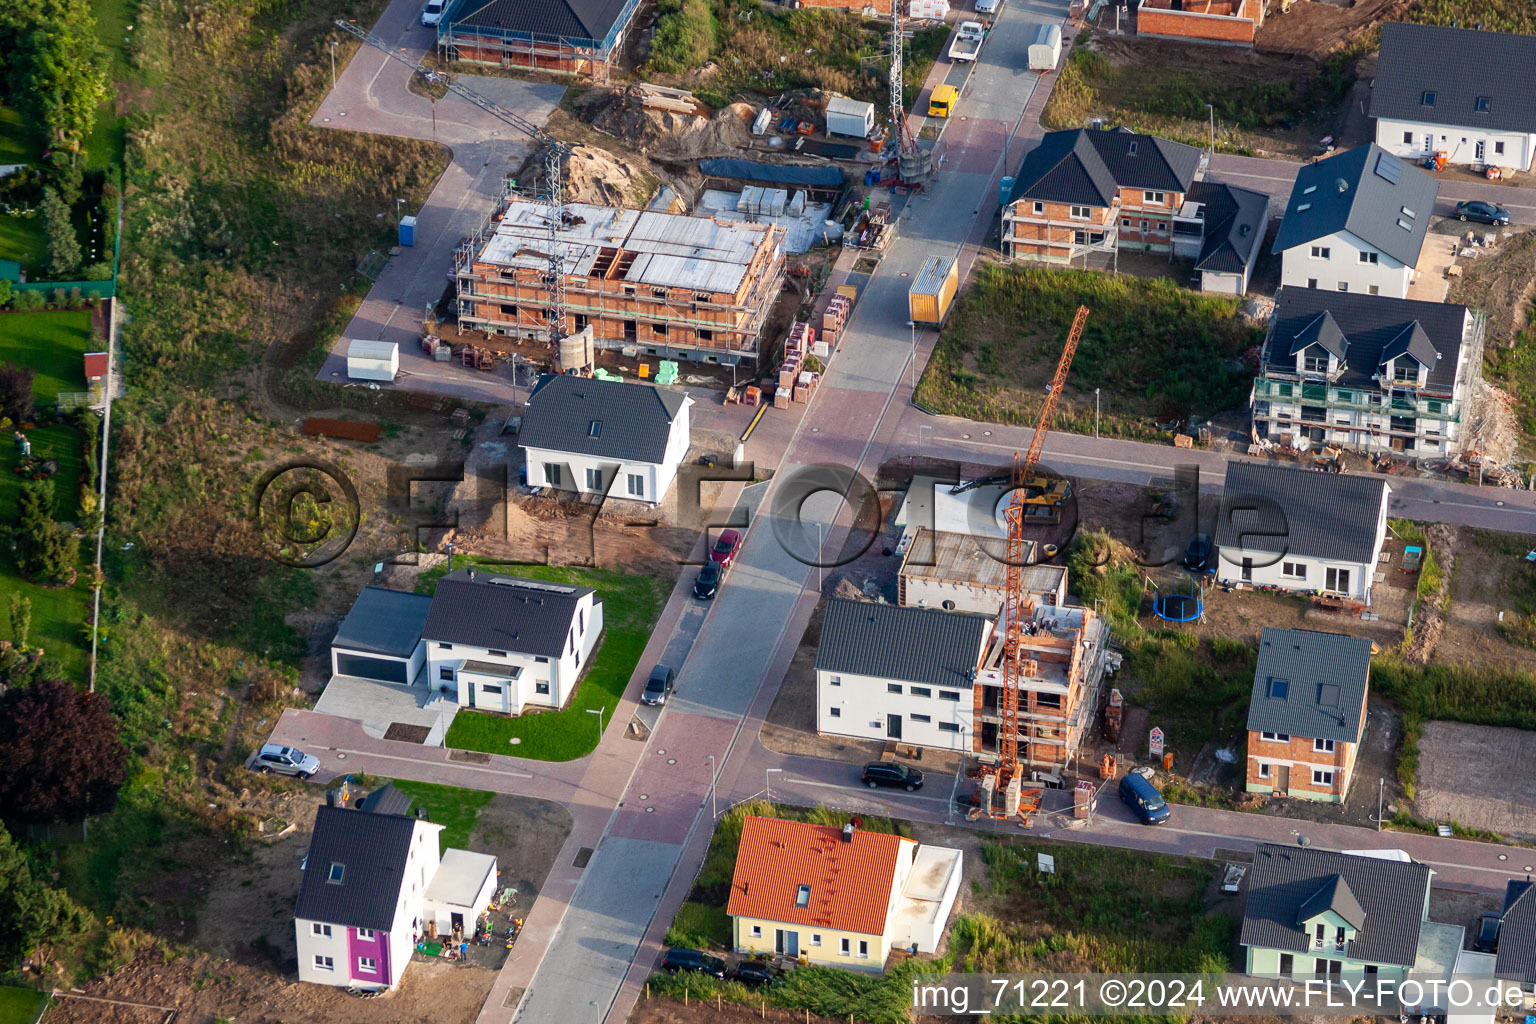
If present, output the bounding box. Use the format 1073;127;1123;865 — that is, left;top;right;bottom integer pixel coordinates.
42;188;82;279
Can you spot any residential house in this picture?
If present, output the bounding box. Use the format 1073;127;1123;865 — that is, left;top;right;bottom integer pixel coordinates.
1240;844;1437;979
898;527;1067;616
815;598;993;751
1370;22;1536;172
295;789;498;991
1173;180;1270;295
1214;460;1391;604
423;568;603;714
1493;880;1536;991
1252;288;1486;457
1271;144;1438;299
329;586;433;685
519;373;693;506
1245;628;1375;803
1001;128;1204;266
436;0;644;80
726;816;962;967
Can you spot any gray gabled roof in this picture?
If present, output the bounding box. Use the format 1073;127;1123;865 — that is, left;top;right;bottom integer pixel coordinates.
1371;22;1536;137
1378;321;1439;372
1270;144;1437;266
1247;627;1374;743
1297;874;1368;930
1288;310;1349;361
334;587;434;658
423;568;594;656
1496;883;1536;982
815;599;991;689
1215;460;1390;565
445;0;631;43
1240;844;1432;968
1008;129;1201;208
1189;180;1270;276
521;374;688;466
1264;288;1470;393
294;804;422;931
358;782;414;817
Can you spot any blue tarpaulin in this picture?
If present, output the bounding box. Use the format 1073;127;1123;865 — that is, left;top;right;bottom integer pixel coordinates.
698;159;844;188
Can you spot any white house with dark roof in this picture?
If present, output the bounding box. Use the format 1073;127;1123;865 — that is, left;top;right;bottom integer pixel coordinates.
1214;460;1391;604
815;598;993;751
1271;145;1438;299
519;373;693;506
1371;22;1536;172
1172;180;1270;295
294;789;498;991
1253;288;1485;457
329;587;433;685
423;568;603;714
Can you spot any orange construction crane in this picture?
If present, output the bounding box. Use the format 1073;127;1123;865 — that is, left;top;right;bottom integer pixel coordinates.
985;304;1089;817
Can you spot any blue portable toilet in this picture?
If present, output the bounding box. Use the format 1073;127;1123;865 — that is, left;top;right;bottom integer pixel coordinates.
399;215;417;247
1000;176;1014;206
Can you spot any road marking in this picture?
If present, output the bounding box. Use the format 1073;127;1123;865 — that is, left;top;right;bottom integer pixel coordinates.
328;745;534;780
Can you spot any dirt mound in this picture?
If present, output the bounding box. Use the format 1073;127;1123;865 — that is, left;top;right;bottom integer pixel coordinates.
1462;381;1524;468
560;144;655;207
1256;0;1410;58
1447;228;1536;345
583;86;755;159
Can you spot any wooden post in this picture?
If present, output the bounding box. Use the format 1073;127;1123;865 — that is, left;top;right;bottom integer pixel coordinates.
645;983;650;1001
684;987;688;1006
761;999;766;1017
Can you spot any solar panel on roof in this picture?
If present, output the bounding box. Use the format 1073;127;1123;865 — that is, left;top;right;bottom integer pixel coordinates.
1374;152;1403;184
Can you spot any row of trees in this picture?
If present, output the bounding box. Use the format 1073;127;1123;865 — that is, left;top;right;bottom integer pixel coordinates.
0;0;108;156
17;478;81;583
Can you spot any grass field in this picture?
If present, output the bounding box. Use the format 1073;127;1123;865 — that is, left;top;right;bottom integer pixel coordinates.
0;552;90;678
0;987;47;1024
436;561;670;760
0;310;93;401
0;424;83;521
392;779;494;851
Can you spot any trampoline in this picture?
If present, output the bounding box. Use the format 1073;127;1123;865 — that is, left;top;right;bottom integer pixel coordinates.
1153;591;1203;622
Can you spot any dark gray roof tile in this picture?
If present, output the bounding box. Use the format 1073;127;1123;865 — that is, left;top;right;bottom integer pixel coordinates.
815;599;991;689
1371;23;1536;137
1215;460;1390;564
1265;288;1470;393
1240;843;1432;968
294;805;423;931
1247;628;1373;742
1190;180;1269;276
521;374;687;466
423;569;594;656
445;0;631;43
334;587;433;658
1270;144;1437;266
1009;129;1201;208
1297;875;1367;930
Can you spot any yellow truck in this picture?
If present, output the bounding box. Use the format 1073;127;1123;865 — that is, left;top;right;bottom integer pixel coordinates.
928;84;958;118
908;254;958;325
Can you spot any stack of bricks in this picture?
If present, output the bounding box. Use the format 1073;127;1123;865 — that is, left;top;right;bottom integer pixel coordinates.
778;322;816;409
819;295;851;356
794;369;820;403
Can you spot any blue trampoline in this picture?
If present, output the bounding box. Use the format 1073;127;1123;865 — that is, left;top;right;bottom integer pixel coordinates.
1150;578;1203;622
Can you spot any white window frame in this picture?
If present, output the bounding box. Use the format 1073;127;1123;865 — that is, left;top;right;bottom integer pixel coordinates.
1314;737;1336;753
811;934;822;947
1258;762;1271;779
1068;205;1091;220
829;706;841;718
358;956;378;973
830;675;841;686
1260;731;1290;743
585;467;603;490
840;938;851;956
1310;245;1330;260
1032;201;1044;215
1143;190;1166;204
356;927;374;940
1281;561;1306;579
750;925;762;938
314;955;335;971
1312;768;1336;786
626;472;644;497
858;940;870;959
1359;250;1378;265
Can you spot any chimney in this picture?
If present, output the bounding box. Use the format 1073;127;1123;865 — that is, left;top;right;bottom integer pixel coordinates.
468;568;477;581
842;822;855;843
326;789;336;807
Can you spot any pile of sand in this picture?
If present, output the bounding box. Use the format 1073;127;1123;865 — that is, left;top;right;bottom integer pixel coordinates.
559;144;654;207
584;87;755;159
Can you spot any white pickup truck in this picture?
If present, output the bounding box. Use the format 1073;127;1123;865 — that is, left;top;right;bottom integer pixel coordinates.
948;20;986;62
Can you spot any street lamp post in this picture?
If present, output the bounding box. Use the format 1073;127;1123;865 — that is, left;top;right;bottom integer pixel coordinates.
587;706;605;748
1377;777;1384;832
766;767;782;802
446;541;454;573
329;40;339;90
1094;388;1101;438
816;523;823;594
706;755;718;820
1205;103;1215;158
910;322;917;391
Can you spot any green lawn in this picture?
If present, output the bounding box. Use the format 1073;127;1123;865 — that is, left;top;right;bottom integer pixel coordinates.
0;987;46;1024
0;213;46;274
392;779;493;852
437;561;671;761
1;425;83;521
0;105;40;166
0;562;90;677
0;310;93;401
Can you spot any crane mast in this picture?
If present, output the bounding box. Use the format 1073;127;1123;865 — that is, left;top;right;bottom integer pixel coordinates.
334;20;571;346
990;304;1089;813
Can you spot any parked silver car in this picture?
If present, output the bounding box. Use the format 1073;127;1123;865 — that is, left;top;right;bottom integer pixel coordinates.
253;743;320;778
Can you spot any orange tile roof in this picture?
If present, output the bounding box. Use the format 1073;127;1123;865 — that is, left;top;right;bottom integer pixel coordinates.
726;816;915;936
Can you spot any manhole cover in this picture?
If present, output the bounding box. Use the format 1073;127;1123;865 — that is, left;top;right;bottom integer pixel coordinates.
962;433;971;439
657;749;665;755
646;807;655;813
638;794;649;800
811;427;820;432
336;753;347;759
1500;854;1509;861
983;430;992;436
667;759;676;765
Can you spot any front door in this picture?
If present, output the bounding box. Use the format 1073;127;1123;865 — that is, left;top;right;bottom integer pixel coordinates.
1276;764;1290;795
1326;567;1351;594
1423;134;1433;153
1476;139;1487;161
1241;558;1254;582
887;714;902;740
451;912;464;937
467;684;477;709
775;929;799;957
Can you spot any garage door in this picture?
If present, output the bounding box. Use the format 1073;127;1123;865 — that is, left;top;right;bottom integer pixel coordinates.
334;652;408;684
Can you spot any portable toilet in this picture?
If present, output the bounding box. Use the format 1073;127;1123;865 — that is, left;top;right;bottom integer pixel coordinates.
908;255;959;326
399;215;417;247
1000;176;1015;207
346;339;400;381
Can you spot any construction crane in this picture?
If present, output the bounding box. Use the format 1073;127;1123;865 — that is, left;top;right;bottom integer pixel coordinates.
889;0;913;156
333;20;570;347
982;303;1090;820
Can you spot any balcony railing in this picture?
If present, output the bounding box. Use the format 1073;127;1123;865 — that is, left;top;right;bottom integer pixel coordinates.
1252;378;1460;422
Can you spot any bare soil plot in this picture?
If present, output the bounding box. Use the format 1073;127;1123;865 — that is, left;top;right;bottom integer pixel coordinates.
1435;528;1536;670
1417;721;1536;836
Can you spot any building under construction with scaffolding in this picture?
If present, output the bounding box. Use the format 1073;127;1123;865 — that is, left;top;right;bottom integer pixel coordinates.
435;0;640;81
455;195;786;365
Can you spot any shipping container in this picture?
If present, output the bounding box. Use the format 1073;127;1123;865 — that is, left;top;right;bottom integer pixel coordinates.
908;255;958;325
1028;24;1062;72
346;339;400;381
825;97;876;139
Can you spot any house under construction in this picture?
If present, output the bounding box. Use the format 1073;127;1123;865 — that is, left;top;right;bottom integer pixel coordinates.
435;0;641;81
455;197;786;365
973;603;1109;772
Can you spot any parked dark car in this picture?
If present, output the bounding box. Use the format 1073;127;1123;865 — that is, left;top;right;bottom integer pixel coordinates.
1118;772;1171;825
1472;911;1502;953
1456;200;1511;225
693;563;723;600
661;948;726;978
862;761;924;792
726;961;785;987
1183;534;1212;571
641;665;675;707
710;529;743;569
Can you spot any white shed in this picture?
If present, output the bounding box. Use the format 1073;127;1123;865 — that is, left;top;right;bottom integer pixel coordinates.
346;339;399;381
825;97;876;140
423;848;499;938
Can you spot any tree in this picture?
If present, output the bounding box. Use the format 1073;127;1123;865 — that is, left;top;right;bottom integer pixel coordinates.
0;278;11;307
0;827;91;967
0;677;127;824
17;519;79;582
7;593;31;649
17;478;55;530
0;362;34;424
41;187;80;279
1;0;107;154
